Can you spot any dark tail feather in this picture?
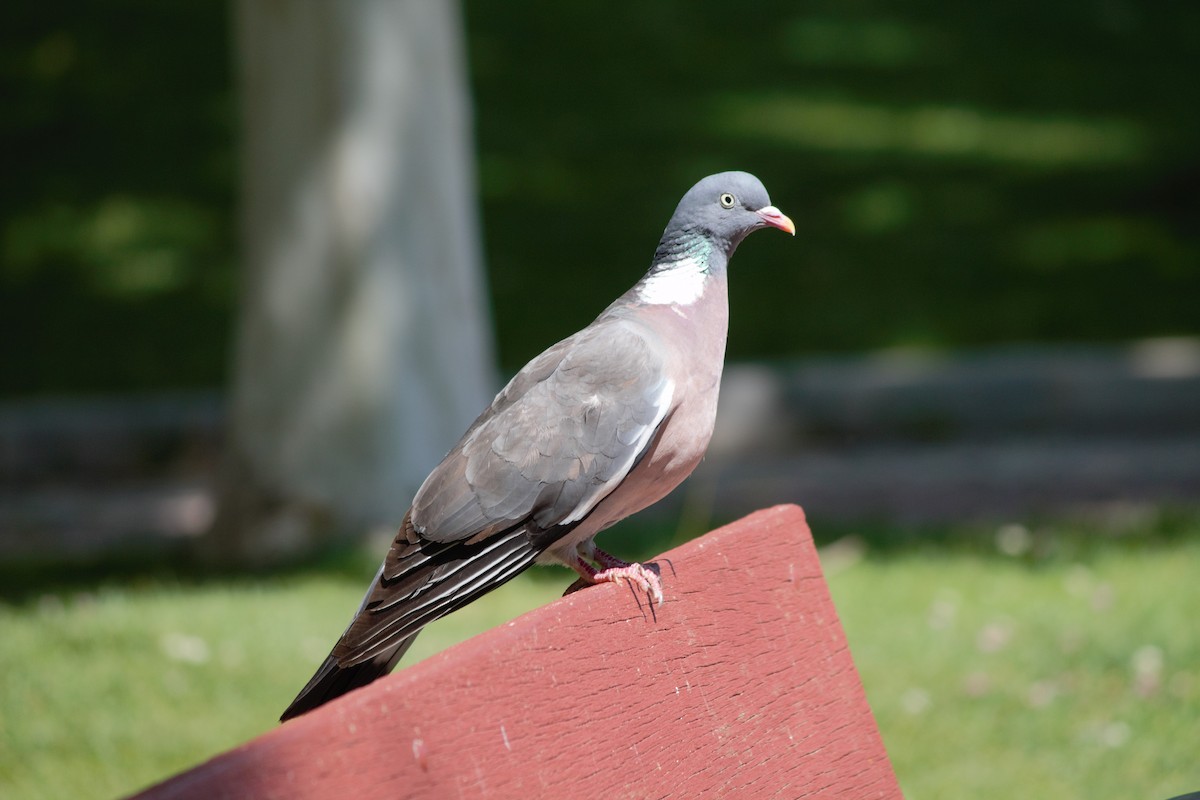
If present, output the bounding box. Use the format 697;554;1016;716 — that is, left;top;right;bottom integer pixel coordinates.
279;634;417;722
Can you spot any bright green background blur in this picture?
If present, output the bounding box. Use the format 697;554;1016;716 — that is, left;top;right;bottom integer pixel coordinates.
3;2;1198;396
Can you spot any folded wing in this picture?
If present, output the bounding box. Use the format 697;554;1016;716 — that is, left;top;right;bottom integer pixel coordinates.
330;318;674;666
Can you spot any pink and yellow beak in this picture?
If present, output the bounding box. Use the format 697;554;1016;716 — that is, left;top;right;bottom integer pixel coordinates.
756;205;796;236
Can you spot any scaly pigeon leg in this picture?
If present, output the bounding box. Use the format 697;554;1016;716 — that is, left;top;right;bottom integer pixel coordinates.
566;543;664;605
589;545;632;571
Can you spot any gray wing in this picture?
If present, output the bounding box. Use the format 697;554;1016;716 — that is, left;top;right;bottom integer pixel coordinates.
412;317;674;541
328;318;673;666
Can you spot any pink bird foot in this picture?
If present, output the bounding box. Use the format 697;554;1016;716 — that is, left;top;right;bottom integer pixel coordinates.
592;562;664;606
566;546;664;606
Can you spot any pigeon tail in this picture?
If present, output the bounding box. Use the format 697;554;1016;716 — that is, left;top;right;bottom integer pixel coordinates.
279;523;544;722
279;634;417;722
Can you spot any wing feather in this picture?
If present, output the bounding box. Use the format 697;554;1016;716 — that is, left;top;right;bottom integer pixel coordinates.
326;317;675;667
414;319;673;540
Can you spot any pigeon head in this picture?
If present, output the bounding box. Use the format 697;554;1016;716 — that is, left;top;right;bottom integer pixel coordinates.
657;171;794;263
636;171;792;306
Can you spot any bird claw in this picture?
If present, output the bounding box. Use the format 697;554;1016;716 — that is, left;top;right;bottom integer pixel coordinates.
565;545;665;605
590;562;664;606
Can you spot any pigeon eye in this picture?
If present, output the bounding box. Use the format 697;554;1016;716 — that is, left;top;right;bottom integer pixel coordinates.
719;193;736;208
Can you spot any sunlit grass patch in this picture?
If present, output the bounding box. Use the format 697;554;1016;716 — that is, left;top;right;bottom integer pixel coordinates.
715;94;1147;167
827;522;1200;800
0;569;565;800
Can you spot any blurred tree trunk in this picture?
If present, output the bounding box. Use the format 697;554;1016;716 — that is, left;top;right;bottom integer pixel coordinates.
205;0;494;563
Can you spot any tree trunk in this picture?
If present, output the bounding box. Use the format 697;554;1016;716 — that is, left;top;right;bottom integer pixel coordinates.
206;0;494;562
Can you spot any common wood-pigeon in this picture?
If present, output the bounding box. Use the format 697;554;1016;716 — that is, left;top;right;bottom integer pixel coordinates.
281;171;794;721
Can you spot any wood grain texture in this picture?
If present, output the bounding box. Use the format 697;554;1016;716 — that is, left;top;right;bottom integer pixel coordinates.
130;504;902;799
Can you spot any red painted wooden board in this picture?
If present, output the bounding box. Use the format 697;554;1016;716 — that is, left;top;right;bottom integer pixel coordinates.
130;505;901;799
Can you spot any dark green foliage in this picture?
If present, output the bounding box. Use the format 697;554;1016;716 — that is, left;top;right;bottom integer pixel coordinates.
1;2;235;394
3;2;1198;394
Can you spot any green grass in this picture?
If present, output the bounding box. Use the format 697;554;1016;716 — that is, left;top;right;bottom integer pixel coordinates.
1;517;1198;799
827;536;1200;799
0;566;567;799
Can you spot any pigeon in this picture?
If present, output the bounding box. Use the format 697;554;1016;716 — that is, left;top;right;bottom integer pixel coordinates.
280;171;794;721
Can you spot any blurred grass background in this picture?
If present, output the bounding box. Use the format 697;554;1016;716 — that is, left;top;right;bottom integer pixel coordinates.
2;1;1198;798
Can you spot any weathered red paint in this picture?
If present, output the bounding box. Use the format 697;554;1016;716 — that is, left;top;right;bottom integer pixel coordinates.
130;505;902;799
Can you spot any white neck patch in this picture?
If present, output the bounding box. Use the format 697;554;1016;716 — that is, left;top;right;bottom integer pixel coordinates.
635;255;709;306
